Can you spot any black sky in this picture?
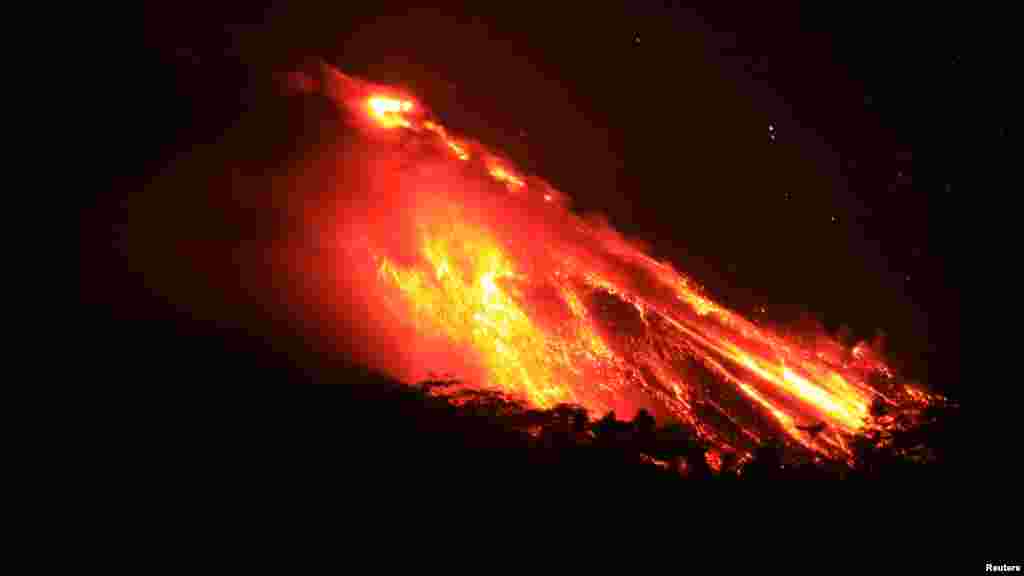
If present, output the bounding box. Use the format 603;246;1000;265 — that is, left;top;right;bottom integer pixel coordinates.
100;2;961;394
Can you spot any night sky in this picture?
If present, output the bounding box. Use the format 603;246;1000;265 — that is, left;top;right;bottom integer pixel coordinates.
95;3;961;396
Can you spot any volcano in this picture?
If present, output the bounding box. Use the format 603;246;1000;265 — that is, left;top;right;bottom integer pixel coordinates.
283;62;941;467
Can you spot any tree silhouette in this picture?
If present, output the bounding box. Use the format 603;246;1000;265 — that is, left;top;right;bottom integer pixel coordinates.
572;407;589;435
593;411;618;445
719;451;740;479
743;438;785;479
395;367;958;479
632;408;656;450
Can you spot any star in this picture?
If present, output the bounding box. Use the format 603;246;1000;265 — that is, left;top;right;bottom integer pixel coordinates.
831;216;838;223
633;33;640;46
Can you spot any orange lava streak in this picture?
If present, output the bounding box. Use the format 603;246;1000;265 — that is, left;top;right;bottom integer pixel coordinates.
486;163;525;189
374;220;588;410
423;121;470;160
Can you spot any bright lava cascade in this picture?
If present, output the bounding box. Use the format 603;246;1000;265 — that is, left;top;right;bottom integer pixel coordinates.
295;63;941;466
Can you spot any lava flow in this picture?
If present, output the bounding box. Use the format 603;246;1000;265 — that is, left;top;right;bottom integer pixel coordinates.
288;63;939;464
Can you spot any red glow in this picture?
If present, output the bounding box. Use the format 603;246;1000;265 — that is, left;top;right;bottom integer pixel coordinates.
290;63;941;463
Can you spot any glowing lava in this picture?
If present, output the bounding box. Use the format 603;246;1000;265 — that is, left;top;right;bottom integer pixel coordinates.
366;96;414;129
295;62;939;464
